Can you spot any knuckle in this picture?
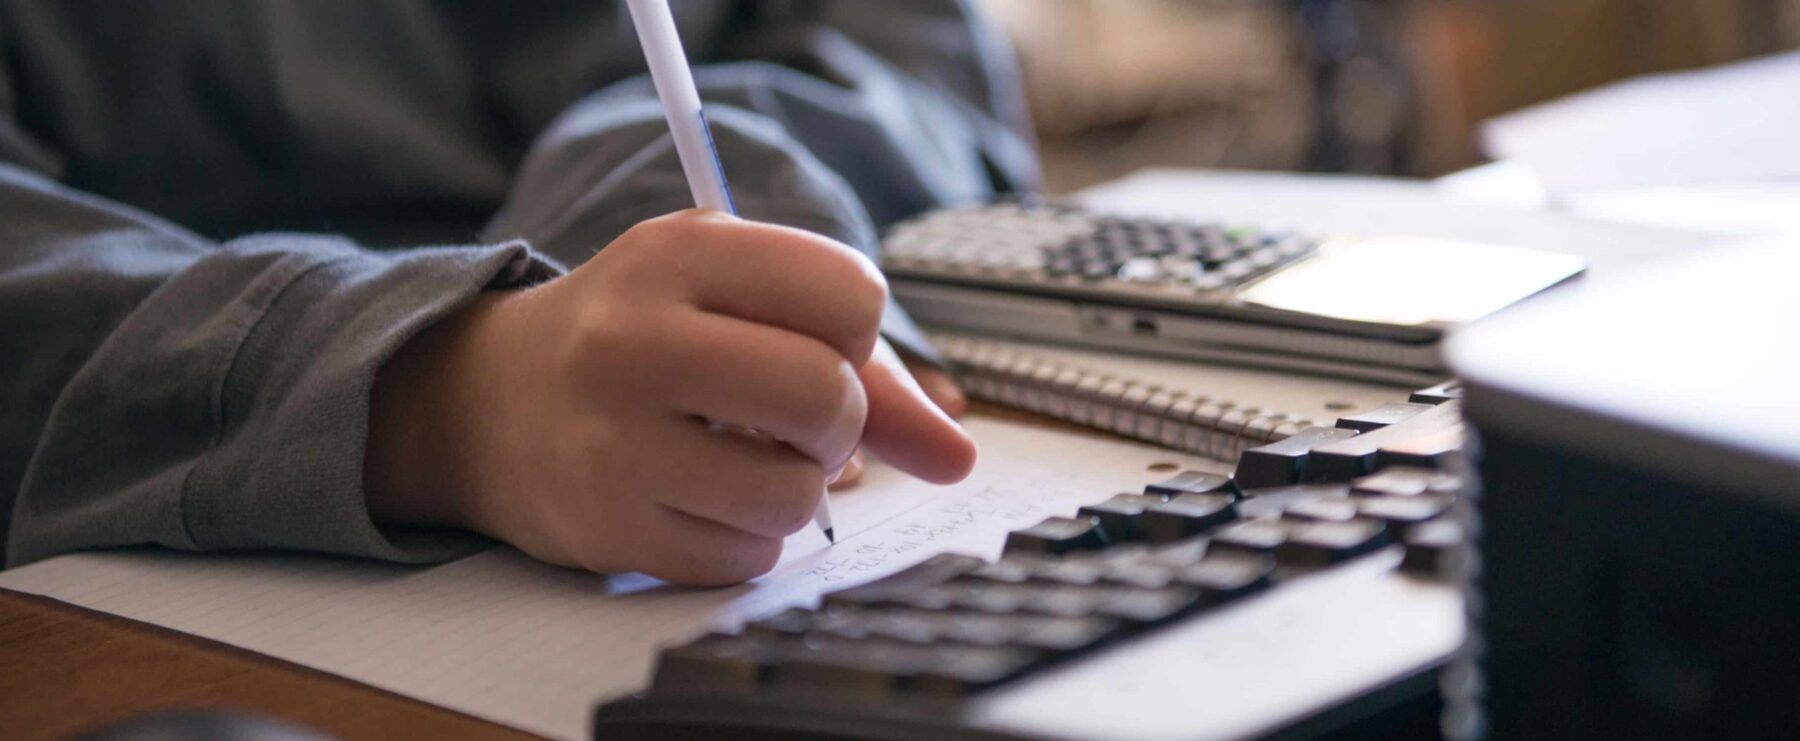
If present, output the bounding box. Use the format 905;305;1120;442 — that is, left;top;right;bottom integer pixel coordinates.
609;219;666;262
848;254;889;310
611;211;719;268
815;242;887;326
772;465;828;535
730;537;785;581
832;255;888;354
792;357;863;435
675;535;782;586
738;459;826;538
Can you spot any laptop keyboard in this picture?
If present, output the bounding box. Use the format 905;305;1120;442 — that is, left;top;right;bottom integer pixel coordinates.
643;392;1469;704
881;204;1319;295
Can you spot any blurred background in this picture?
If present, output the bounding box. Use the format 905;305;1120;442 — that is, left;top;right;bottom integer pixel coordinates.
981;0;1800;194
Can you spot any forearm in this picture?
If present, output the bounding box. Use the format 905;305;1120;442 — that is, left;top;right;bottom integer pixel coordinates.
1;165;560;567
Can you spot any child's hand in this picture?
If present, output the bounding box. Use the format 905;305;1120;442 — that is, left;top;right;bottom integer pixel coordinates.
364;211;977;585
828;347;970;490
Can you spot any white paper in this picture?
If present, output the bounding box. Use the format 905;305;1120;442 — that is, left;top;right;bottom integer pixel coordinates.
0;418;1219;740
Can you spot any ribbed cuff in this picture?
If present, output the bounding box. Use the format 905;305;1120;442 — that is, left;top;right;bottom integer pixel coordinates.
182;237;561;564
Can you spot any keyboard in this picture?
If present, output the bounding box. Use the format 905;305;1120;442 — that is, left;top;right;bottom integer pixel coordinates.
594;386;1471;740
882;203;1320;299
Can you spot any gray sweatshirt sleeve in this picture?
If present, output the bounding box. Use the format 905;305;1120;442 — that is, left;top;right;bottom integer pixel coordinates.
0;165;561;567
0;0;1033;567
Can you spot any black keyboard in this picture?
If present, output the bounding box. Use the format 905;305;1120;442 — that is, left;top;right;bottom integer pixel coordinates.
596;388;1470;740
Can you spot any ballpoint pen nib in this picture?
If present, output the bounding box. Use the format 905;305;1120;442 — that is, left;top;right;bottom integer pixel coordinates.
823;528;836;544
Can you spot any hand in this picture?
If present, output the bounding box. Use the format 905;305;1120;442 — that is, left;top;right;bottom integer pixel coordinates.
828;346;969;490
364;211;977;586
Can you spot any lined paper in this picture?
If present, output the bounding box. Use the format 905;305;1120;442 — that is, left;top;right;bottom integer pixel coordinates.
0;417;1224;740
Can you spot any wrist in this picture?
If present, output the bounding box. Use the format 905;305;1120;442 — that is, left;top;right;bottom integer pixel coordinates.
364;291;519;535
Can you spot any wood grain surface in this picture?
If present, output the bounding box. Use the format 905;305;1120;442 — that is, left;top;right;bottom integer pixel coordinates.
0;588;541;741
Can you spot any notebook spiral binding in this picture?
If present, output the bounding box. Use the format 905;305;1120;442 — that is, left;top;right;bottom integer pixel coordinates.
932;334;1321;463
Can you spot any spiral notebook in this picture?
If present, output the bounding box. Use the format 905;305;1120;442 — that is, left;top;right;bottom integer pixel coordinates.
931;331;1409;462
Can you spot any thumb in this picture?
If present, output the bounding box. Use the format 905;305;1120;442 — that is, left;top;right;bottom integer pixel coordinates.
858;340;978;484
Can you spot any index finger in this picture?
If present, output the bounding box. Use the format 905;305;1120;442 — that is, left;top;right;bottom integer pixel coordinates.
650;211;889;366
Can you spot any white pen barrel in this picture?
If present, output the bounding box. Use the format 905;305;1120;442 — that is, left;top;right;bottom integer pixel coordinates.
624;0;735;213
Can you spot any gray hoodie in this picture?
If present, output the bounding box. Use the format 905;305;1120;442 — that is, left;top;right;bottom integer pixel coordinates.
0;0;1037;567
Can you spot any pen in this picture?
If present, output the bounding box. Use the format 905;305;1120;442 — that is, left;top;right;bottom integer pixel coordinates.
624;0;735;213
625;0;835;545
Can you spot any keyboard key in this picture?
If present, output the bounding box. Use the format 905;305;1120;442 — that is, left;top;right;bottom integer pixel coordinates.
1025;584;1114;617
1028;557;1108;586
745;608;819;639
1237;484;1351;519
1090;542;1154;566
807;607;1001;647
1350;467;1458;497
650;633;771;695
1144;470;1239;499
1088;586;1201;624
1357;495;1451;527
969;555;1045;584
914;645;1041;698
1408;379;1463;405
1235;427;1359;489
1399;519;1463;579
1276;519;1393;568
1335;402;1433;432
1281;497;1361;523
1078;493;1167;543
1101;560;1180;589
1005;516;1109;556
1374;426;1466;471
884;607;1111;656
1012;614;1122;653
826;553;984;605
1117;256;1164;282
851;609;950;645
1305;402;1462;483
772;635;934;697
897;610;1014;646
1179;555;1275;606
1206;519;1291;558
914;581;1035;614
1138;493;1238;544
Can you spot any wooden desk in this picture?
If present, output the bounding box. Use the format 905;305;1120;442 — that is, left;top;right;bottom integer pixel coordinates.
0;588;541;740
